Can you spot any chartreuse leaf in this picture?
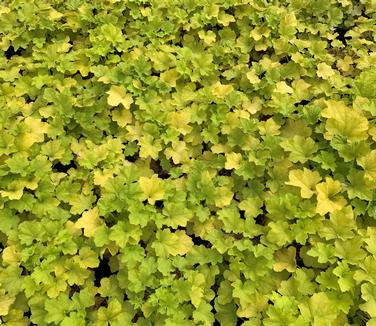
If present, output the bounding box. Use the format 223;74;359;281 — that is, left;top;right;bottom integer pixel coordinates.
315;177;347;215
273;246;297;273
280;135;317;163
358;150;376;185
106;85;133;108
1;0;376;324
286;168;322;198
298;292;340;325
321;100;369;142
0;289;15;316
360;283;376;317
152;229;193;258
139;174;165;205
75;207;104;237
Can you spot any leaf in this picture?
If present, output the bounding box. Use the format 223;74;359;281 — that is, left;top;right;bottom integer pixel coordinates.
358;150;376;184
274;81;293;94
75;207;104;237
286;168;322;198
152;229;193;258
0;289;15;316
346;169;373;200
224;152;242;170
112;108;132;127
214;186;233;208
2;245;20;265
360;283;376;317
321;100;369;142
317;63;335;79
300;292;338;324
273;246;297;273
192;302;215;325
316;177;347;215
160;68;178;87
211;81;233;99
139;174;165;205
106;85;133;108
280;135;317;163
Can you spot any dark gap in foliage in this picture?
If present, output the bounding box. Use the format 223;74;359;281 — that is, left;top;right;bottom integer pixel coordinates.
0;242;3;250
334;26;352;45
279;55;291;64
93;186;101;202
24;309;37;324
92;8;98;16
5;46;25;59
236;318;247;325
209;297;217;314
20;265;30;276
361;9;371;19
92;254;113;287
211;280;220;294
104;214;117;228
252;235;261;245
150;70;160;77
292;241;305;268
114;49;123;56
41;117;48;122
295;100;310;107
239;209;246;220
213;320;221;326
70;71;93;80
172;268;182;278
142;199;148;205
259;114;273;121
154;200;164;209
93;294;108;309
82;72;94;80
150;159;170;179
254;214;267;226
190;234;212;248
169;159;182;169
218;168;232;176
231;232;243;240
202;142;210;153
132;310;144;323
23;189;35;197
258;71;266;79
69;284;80;298
125;151;139;162
52;160;77;173
139;240;147;249
232;196;240;204
267;299;274;305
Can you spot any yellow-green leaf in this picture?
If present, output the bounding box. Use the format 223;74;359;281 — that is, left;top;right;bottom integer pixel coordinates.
286;168;322;198
139;175;165;205
106;85;133;108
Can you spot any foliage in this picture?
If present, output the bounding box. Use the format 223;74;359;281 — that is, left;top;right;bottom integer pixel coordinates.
0;0;376;325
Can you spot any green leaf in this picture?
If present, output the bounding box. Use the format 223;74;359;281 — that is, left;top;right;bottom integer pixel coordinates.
280;135;317;163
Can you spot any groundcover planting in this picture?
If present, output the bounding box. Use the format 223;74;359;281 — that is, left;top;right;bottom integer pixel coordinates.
1;0;376;325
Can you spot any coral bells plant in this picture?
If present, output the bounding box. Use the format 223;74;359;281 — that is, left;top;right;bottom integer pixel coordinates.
0;0;376;325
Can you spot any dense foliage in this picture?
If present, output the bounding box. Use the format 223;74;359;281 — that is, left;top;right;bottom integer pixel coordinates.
1;0;376;325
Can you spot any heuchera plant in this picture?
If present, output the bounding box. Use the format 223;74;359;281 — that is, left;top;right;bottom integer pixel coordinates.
0;0;376;325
